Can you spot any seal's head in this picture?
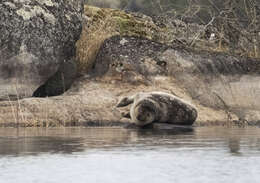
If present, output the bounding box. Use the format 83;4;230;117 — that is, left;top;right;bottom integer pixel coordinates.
134;100;157;126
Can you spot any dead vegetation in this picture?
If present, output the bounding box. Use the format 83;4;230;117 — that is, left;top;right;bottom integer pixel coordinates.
82;0;260;59
76;6;118;74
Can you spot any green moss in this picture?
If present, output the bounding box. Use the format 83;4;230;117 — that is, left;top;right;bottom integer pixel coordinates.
114;16;146;37
83;5;169;41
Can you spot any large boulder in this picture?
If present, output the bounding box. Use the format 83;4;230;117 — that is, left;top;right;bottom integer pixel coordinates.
0;0;84;100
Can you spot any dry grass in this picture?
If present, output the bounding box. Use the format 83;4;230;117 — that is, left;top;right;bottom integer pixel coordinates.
76;6;119;74
181;0;260;58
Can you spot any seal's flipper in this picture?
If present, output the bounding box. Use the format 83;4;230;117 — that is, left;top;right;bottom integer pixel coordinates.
116;96;135;107
121;111;131;119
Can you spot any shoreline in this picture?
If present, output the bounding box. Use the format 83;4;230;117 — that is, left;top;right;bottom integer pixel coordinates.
0;120;259;128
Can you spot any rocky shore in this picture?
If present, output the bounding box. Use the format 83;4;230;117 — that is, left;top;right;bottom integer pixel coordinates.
0;3;259;127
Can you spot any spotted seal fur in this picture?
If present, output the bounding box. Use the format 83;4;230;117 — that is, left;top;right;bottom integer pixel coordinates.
116;91;197;126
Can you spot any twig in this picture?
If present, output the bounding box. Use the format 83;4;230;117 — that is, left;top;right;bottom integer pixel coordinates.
189;16;216;47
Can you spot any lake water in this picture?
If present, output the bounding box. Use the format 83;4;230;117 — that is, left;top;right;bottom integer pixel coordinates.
0;127;260;183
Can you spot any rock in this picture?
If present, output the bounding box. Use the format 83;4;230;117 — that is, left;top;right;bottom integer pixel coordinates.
116;91;197;126
0;0;84;100
90;36;168;80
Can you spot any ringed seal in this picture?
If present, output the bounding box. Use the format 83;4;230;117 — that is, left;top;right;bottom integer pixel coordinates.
116;91;197;126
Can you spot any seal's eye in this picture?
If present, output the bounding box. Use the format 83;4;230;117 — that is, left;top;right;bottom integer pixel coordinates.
136;113;148;122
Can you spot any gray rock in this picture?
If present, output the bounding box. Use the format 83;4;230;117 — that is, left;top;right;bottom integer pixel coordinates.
0;0;84;100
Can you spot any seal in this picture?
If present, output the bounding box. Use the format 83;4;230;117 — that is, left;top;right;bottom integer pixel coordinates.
116;91;197;126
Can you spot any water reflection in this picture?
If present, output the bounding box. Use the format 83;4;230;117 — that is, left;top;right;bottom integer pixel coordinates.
228;138;241;155
0;127;260;157
0;127;194;157
0;136;86;156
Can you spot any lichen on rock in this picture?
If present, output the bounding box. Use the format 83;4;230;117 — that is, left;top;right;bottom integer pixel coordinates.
16;5;56;24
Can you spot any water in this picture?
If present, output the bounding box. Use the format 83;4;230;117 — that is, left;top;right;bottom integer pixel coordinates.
0;127;260;183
